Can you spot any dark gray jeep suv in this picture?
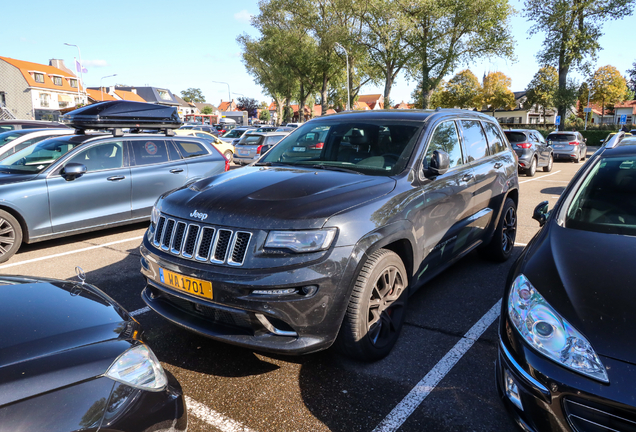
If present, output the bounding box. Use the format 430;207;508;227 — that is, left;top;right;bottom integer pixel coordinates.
140;109;520;361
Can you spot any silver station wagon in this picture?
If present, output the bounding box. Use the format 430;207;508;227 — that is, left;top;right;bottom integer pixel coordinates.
0;101;228;263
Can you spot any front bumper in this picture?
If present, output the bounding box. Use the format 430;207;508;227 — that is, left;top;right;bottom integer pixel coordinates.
497;317;636;432
140;238;357;355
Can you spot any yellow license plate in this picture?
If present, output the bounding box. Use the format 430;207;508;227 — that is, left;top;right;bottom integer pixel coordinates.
158;267;213;300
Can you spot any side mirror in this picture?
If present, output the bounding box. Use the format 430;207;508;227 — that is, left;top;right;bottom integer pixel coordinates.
61;163;87;181
547;140;552;146
425;150;450;177
584;138;587;143
600;139;605;144
532;200;549;226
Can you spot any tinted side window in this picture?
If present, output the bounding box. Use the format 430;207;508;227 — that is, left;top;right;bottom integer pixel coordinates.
425;121;463;168
460;120;489;161
266;136;283;145
175;140;209;158
167;141;182;160
131;139;169;166
67;141;124;172
482;122;507;154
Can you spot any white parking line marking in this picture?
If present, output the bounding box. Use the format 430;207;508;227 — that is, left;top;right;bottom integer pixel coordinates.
519;170;561;184
130;306;151;317
186;395;257;432
0;236;144;270
372;299;502;432
515;242;527;247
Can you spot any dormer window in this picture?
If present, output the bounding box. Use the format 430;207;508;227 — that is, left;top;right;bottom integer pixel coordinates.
69;79;78;88
158;90;171;101
52;76;63;86
34;73;44;83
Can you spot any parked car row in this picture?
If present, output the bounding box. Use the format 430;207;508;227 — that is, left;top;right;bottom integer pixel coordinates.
2;101;635;432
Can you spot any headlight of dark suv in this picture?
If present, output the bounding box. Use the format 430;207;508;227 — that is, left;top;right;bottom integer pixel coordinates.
264;229;337;253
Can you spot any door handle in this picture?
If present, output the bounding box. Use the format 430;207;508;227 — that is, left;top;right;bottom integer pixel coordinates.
107;176;125;181
494;162;503;169
170;169;184;174
461;173;473;182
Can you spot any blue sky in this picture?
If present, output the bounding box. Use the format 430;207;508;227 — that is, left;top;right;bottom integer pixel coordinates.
2;0;633;106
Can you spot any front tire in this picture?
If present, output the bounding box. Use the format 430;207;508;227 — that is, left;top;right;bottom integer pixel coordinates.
482;198;517;262
336;249;408;361
0;210;22;263
543;154;553;172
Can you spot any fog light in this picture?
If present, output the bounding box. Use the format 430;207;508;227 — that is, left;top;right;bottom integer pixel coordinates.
302;285;318;296
504;369;524;411
252;288;298;296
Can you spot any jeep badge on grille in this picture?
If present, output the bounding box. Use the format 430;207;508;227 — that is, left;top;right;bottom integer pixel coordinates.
190;210;208;221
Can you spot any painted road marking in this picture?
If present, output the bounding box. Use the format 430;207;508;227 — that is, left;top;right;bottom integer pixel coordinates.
186;395;257;432
519;170;562;184
372;299;502;432
0;236;144;270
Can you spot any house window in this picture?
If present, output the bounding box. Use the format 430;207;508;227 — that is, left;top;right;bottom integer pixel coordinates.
0;92;5;107
52;76;63;86
75;97;81;106
158;90;171;101
40;93;50;107
34;73;44;83
69;79;78;88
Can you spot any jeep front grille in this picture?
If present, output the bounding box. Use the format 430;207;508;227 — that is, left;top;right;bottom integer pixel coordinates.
153;215;251;266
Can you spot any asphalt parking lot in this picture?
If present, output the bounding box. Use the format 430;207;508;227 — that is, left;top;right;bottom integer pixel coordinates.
0;155;591;432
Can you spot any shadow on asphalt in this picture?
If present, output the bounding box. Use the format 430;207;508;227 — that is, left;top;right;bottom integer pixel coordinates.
540;186;565;195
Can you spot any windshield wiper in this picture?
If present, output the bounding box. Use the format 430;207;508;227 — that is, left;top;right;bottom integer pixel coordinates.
254;161;292;167
309;164;363;175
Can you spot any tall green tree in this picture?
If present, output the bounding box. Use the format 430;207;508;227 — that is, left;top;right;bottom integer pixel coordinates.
180;88;205;103
482;71;516;116
627;61;636;96
358;0;412;109
443;69;483;109
524;0;635;130
525;66;558;126
398;0;515;108
590;65;630;118
577;82;590;119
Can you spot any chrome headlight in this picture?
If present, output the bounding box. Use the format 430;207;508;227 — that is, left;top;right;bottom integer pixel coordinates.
150;203;161;227
508;274;608;382
265;229;337;253
105;344;168;391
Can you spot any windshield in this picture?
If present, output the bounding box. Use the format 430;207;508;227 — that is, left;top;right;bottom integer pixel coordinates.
0;137;79;173
223;129;245;138
565;156;636;236
548;133;576;142
0;130;34;147
260;120;423;176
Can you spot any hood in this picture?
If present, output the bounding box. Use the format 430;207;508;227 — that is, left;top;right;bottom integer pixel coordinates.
159;166;396;229
0;278;132;403
0;171;38;186
521;222;636;364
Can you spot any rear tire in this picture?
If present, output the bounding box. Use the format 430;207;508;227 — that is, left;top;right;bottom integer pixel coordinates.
543;154;553;172
525;157;537;177
580;149;586;161
482;198;517;262
223;150;233;162
336;249;408;361
0;210;22;264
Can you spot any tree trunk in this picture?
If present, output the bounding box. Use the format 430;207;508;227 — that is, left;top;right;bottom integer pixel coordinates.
298;82;307;123
557;44;569;131
320;74;329;116
383;68;394;110
273;95;283;126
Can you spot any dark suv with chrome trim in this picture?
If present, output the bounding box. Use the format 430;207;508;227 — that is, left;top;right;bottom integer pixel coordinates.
140;109;520;361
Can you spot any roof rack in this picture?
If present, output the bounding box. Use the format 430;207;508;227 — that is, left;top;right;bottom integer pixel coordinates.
61;101;182;135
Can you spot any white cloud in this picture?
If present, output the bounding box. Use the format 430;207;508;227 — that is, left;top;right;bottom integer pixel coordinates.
234;9;252;23
82;59;108;68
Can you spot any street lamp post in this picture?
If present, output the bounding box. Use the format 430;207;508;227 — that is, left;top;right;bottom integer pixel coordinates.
334;42;350;111
211;81;231;104
100;74;117;101
64;43;85;103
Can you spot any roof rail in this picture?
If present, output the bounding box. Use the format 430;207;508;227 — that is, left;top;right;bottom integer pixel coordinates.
606;131;625;149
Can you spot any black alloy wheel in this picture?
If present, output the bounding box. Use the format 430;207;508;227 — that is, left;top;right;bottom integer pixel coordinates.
0;210;22;263
482;198;517;262
337;249;408;361
525;157;537;177
543;154;553;172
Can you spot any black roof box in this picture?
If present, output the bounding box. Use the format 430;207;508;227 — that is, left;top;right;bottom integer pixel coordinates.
61;101;181;130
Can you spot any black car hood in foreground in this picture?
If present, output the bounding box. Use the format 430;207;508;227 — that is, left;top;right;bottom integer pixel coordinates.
520;222;636;364
0;277;132;405
0;171;38;186
161;166;397;229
